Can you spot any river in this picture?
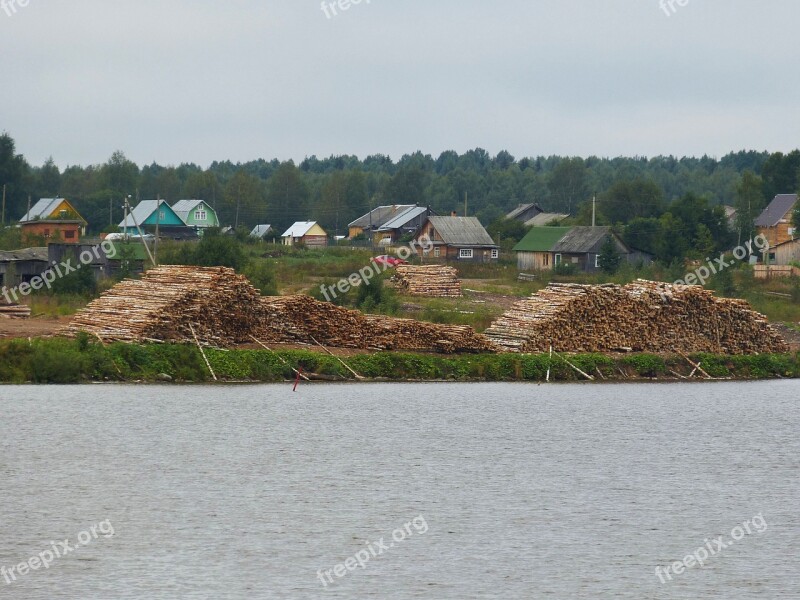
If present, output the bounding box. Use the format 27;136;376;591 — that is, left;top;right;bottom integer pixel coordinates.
1;381;798;599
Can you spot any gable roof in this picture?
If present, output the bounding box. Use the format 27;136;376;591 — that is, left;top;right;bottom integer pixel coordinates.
755;194;797;227
426;216;497;247
513;227;573;252
506;203;543;221
282;221;322;238
378;206;429;231
0;247;49;263
250;224;272;238
349;205;416;229
552;226;623;253
172;199;216;220
119;200;183;228
20;198;85;224
524;212;569;227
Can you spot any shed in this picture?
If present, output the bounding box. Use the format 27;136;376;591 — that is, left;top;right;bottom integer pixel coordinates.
281;221;328;247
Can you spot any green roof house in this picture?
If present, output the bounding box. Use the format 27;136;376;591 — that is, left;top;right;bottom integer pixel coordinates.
514;226;639;272
172;200;220;235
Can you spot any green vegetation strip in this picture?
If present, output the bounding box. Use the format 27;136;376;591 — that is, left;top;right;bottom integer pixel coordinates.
0;336;798;384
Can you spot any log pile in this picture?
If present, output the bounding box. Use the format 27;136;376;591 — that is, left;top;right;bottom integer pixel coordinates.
256;295;496;353
62;265;262;345
484;280;789;355
0;302;30;319
393;265;462;297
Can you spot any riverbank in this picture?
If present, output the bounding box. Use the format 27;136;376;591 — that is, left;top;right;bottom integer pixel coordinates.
1;337;798;384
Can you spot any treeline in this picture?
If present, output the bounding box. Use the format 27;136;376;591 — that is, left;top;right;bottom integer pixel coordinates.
1;133;799;257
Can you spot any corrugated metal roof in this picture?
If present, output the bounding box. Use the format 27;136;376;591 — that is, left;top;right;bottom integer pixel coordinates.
20;198;64;222
0;247;49;262
172;199;207;220
552;226;617;253
755;194;797;227
427;216;497;247
506;203;543;220
378;206;428;230
250;224;272;238
119;200;178;228
349;205;415;229
524;212;569;227
282;221;319;237
513;227;573;252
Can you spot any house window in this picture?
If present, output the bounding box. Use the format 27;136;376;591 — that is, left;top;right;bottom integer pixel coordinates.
595;254;600;268
434;247;440;257
43;229;50;238
789;227;796;236
491;249;499;259
544;254;549;267
64;230;76;239
459;248;473;259
554;254;562;265
159;210;166;220
195;210;207;221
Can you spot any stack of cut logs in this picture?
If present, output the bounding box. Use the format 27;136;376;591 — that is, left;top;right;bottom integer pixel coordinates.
256;295;496;353
393;265;462;297
63;266;495;353
0;301;30;319
484;280;789;355
63;265;262;346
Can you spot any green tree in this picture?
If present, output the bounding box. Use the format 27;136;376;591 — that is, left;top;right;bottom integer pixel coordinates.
599;178;665;224
266;161;309;232
0;133;30;221
99;151;139;197
548;157;587;214
224;170;267;229
734;171;766;244
597;235;622;274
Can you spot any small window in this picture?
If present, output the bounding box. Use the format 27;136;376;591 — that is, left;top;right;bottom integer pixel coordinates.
595;254;600;268
491;249;499;259
554;253;562;265
195;210;207;221
571;256;579;264
64;230;76;239
459;248;473;259
43;229;50;237
159;210;166;220
789;227;796;236
434;247;440;257
544;254;549;266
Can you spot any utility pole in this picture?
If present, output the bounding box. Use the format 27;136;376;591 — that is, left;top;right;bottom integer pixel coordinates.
154;196;160;266
1;184;6;226
109;197;113;227
27;195;31;220
592;195;596;227
464;191;468;217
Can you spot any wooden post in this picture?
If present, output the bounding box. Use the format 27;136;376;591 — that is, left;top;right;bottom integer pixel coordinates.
249;335;309;381
310;335;363;379
1;184;6;226
189;323;217;381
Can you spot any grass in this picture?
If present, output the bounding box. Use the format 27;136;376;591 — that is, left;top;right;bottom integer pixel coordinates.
0;337;797;384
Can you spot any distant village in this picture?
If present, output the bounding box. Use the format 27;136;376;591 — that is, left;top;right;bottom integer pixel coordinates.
1;192;798;292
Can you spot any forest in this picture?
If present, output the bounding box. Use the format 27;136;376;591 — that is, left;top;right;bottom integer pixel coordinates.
1;132;799;263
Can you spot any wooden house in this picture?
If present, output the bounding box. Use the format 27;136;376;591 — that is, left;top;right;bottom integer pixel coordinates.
119;200;191;238
506;202;544;223
18;198;87;244
413;216;499;262
172;200;220;234
281;221;328;247
348;205;416;240
375;205;432;244
514;226;639;272
755;194;797;249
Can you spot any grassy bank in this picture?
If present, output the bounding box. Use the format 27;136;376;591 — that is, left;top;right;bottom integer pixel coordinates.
0;337;798;384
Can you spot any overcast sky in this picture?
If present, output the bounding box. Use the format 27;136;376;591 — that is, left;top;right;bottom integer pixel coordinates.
2;0;799;168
